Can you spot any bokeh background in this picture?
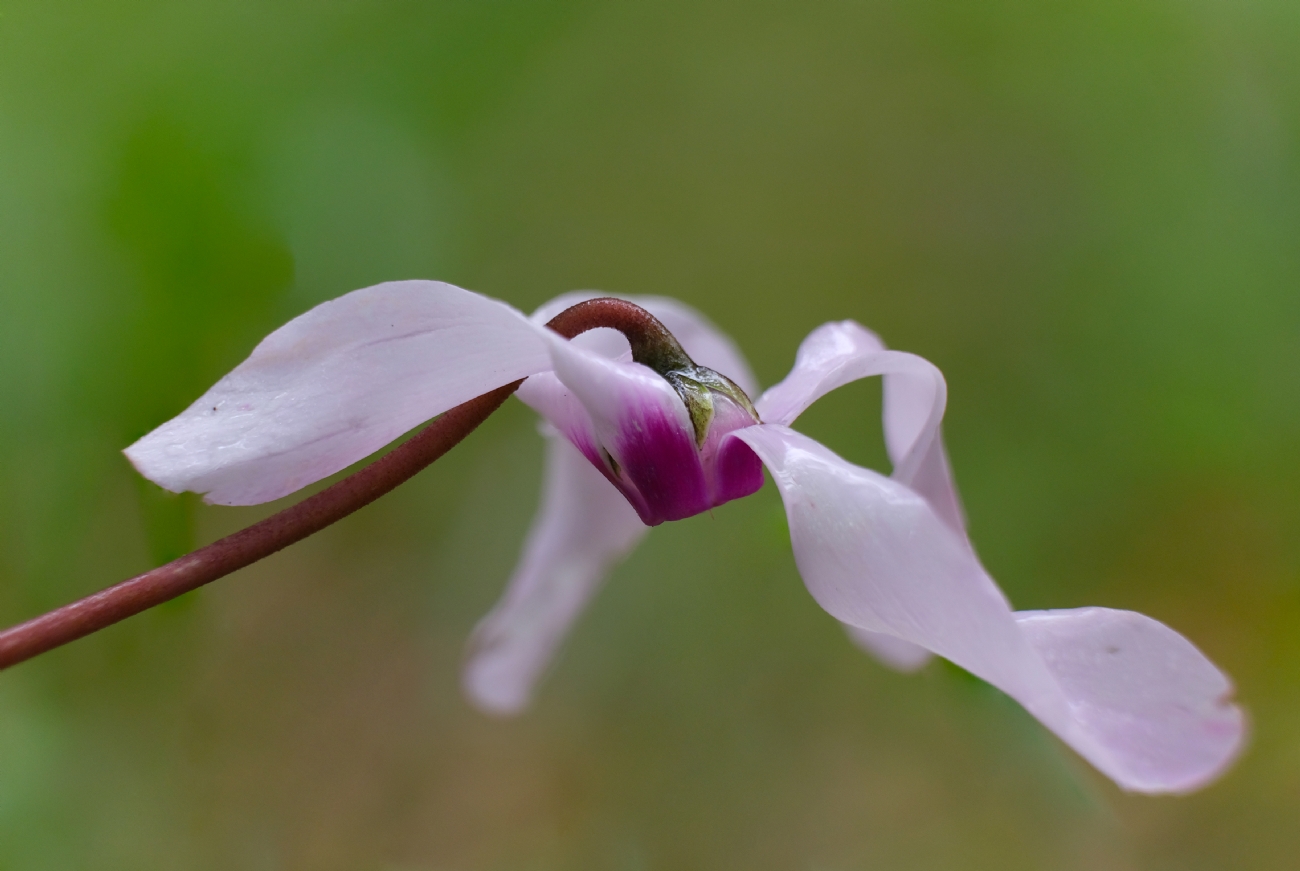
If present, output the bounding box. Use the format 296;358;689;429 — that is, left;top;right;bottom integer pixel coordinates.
1;1;1297;868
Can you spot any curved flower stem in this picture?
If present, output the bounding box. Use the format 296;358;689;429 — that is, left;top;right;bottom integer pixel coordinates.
545;296;695;374
0;297;677;670
0;382;522;669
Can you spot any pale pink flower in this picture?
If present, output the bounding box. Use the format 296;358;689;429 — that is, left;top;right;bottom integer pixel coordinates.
127;280;1244;794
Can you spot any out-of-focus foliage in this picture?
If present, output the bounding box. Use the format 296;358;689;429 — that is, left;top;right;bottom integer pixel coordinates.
1;0;1297;867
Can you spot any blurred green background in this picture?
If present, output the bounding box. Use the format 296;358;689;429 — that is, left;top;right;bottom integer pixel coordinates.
1;0;1297;868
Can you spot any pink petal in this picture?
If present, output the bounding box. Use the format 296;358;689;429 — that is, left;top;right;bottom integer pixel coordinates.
754;323;963;672
756;321;964;533
125;281;550;505
1015;608;1245;793
516;371;605;470
536;328;710;524
512;319;642;478
463;434;647;715
532;293;759;396
754;320;886;428
735;424;1244;793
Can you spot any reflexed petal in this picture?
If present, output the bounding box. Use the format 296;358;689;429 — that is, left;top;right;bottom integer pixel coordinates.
898;434;966;538
1015;608;1245;793
464;434;648;715
737;426;1028;684
756;321;964;533
538;328;709;524
755;320;885;427
755;322;965;671
736;424;1244;793
125;281;550;505
532;292;759;396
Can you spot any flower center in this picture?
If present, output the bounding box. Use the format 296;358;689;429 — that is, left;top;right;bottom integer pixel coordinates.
541;297;765;525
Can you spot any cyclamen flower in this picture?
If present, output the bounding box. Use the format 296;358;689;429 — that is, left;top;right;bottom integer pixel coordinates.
126;280;1243;794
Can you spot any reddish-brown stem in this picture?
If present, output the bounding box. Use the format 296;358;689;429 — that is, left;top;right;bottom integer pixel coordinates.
0;382;522;669
545;297;694;374
0;297;677;670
